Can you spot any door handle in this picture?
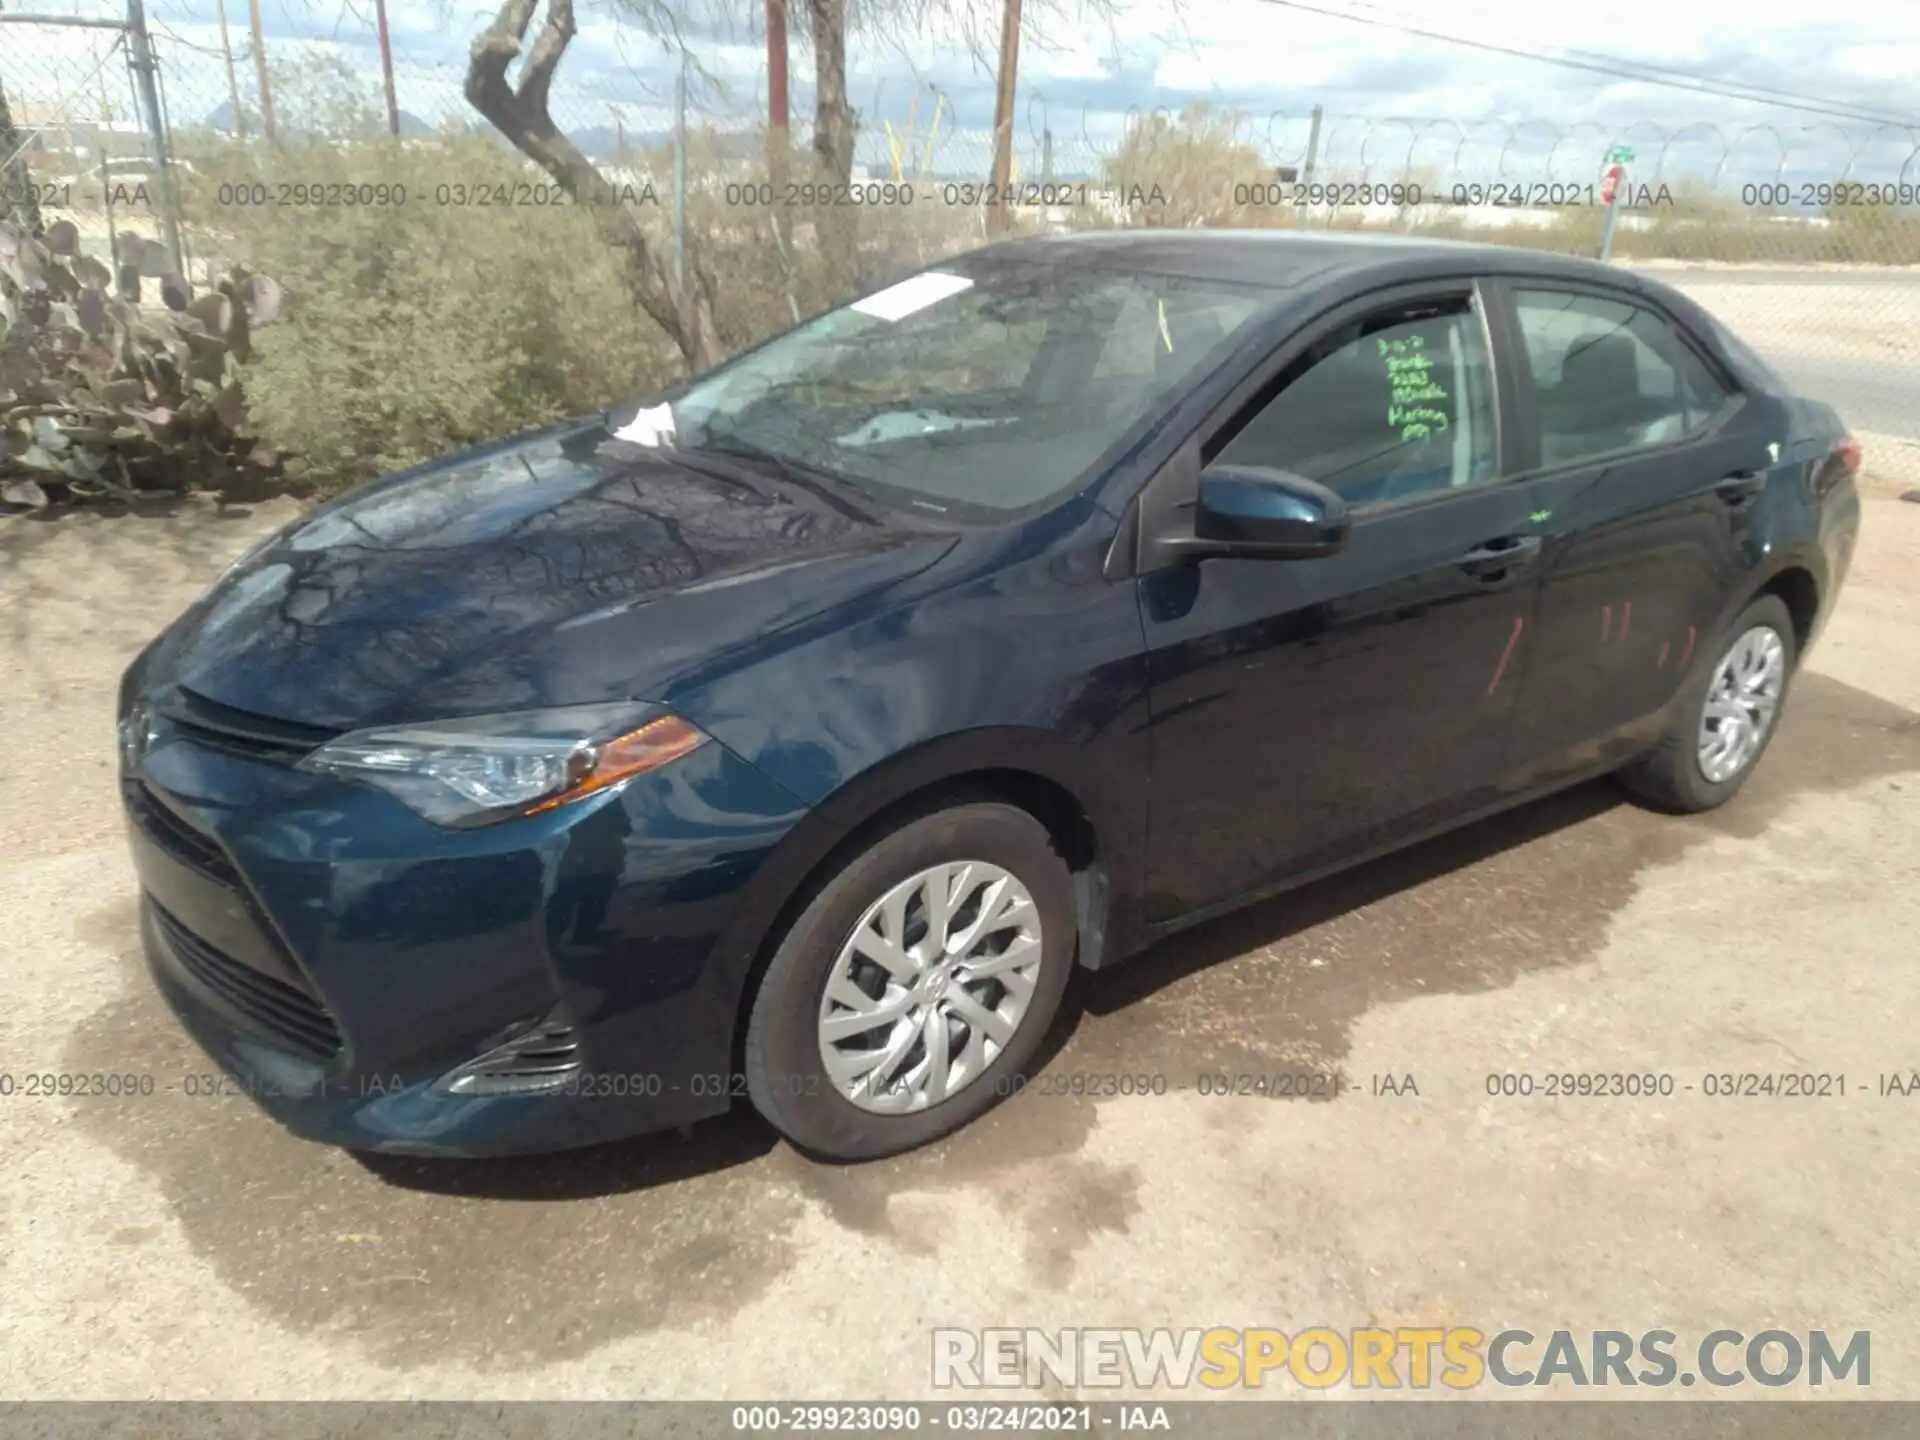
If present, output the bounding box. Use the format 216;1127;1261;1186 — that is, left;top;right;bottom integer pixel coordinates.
1714;472;1765;508
1458;534;1543;579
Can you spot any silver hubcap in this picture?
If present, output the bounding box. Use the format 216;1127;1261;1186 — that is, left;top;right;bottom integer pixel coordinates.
1697;625;1786;784
818;860;1045;1114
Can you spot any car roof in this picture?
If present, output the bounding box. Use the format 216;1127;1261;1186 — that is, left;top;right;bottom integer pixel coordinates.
971;228;1634;293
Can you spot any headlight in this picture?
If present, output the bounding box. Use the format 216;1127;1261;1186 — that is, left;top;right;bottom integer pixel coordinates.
296;701;710;828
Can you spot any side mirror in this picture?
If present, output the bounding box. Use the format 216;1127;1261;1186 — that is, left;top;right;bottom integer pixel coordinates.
1184;465;1351;560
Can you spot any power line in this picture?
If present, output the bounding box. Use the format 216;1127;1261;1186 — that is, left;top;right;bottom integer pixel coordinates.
1345;0;1904;118
1250;0;1920;131
1343;0;1920;126
1277;0;1920;128
1303;0;1920;128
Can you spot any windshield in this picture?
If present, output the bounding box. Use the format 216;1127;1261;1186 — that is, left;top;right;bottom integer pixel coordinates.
641;259;1275;520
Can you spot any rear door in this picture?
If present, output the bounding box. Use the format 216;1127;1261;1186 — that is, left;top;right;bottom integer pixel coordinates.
1489;280;1777;786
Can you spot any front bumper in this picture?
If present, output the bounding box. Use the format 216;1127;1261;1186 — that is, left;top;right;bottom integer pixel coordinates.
123;702;809;1157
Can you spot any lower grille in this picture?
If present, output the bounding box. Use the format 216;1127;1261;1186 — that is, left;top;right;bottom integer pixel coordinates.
150;900;343;1061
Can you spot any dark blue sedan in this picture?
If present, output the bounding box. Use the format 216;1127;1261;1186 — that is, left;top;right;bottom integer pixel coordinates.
117;231;1862;1160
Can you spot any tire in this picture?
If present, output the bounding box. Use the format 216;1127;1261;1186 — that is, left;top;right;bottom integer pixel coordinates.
1616;594;1798;814
743;801;1076;1161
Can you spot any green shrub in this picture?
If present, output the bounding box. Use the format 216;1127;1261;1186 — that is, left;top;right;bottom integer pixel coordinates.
198;127;679;495
1083;105;1282;230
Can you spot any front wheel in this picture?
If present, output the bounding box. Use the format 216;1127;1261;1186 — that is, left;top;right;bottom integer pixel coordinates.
1617;593;1798;813
742;802;1076;1161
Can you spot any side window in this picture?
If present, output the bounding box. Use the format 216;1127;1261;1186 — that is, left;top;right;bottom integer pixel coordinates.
1211;296;1498;507
1513;289;1734;468
1707;313;1787;392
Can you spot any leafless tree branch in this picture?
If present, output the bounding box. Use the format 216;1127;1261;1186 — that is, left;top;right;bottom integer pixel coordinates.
465;0;723;369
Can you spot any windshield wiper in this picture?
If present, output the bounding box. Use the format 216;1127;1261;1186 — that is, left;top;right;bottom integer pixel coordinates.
653;445;788;506
687;433;883;523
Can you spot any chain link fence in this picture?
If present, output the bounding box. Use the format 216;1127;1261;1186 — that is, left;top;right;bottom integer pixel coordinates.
3;0;1917;492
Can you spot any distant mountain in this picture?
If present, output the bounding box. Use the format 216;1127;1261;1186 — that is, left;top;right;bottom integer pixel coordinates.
187;104;781;164
566;125;765;161
201;101;435;139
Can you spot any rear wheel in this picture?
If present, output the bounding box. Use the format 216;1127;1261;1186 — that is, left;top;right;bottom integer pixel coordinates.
742;802;1076;1161
1617;593;1797;813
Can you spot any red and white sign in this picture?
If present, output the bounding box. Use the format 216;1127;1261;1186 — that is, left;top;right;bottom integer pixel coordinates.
1600;163;1625;206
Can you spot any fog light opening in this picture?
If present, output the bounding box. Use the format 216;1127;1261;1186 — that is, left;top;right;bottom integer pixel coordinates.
434;1017;582;1097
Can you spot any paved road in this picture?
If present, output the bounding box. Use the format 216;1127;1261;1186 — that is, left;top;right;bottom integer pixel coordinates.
1637;266;1920;289
1756;352;1917;441
1641;267;1919;442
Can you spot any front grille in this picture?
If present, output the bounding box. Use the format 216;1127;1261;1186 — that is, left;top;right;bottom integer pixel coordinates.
154;687;341;765
150;900;343;1061
125;780;239;886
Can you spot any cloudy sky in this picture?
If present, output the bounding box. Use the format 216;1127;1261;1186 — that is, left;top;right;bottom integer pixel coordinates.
8;0;1919;183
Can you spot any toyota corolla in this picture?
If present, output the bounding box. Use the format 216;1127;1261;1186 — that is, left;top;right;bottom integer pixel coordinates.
117;230;1861;1160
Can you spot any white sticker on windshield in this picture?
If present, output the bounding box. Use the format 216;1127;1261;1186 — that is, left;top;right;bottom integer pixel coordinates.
836;410;1013;447
850;270;974;322
610;402;676;447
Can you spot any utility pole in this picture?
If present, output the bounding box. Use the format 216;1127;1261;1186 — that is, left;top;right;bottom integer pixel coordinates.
766;0;789;242
212;0;247;139
246;0;276;144
1296;103;1322;227
0;68;45;237
672;49;686;306
374;0;400;137
766;0;788;158
95;61;120;269
125;0;184;270
987;0;1021;234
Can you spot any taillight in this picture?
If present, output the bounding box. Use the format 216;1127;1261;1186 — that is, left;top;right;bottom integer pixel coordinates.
1809;435;1862;500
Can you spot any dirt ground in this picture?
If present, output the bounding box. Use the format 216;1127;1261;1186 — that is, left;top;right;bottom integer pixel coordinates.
0;480;1916;1401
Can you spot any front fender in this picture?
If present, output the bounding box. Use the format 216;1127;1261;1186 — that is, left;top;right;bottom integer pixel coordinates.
674;509;1154;1026
697;723;1150;1036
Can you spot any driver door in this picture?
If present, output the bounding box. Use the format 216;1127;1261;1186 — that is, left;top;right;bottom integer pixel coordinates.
1136;281;1553;924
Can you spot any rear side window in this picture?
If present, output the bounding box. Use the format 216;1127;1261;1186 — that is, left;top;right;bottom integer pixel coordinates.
1211;295;1499;508
1513;289;1733;468
1707;314;1787;392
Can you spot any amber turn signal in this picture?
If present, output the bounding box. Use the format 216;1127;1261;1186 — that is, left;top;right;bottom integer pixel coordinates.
523;714;711;815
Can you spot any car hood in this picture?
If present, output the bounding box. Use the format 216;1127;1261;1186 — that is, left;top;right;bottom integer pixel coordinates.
147;416;958;732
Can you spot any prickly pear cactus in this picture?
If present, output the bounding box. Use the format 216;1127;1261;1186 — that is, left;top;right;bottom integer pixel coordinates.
0;218;286;511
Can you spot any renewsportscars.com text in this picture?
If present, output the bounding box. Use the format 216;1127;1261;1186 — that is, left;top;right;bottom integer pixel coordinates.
931;1326;1871;1390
